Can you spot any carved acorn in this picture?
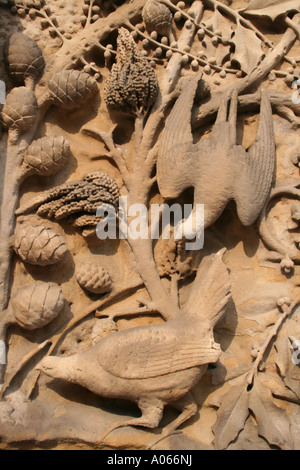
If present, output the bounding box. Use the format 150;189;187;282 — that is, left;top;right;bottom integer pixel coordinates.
1;87;37;141
3;33;45;86
14;224;68;266
76;263;112;294
48;70;98;109
11;282;65;330
24;136;70;176
142;0;173;36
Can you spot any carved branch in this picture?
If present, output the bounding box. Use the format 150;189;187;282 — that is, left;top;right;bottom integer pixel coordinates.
193;15;300;129
81;126;130;189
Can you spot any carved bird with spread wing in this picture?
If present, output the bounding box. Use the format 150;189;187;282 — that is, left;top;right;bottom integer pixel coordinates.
157;75;276;237
38;249;231;448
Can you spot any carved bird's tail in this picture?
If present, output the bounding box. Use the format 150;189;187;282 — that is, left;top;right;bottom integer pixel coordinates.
157;74;201;199
184;248;231;328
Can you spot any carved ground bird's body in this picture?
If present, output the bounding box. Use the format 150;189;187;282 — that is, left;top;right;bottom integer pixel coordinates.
157;76;276;232
39;250;231;446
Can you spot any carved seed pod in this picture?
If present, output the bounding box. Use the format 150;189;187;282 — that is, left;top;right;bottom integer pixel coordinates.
14;224;68;266
142;0;173;36
1;87;37;135
3;32;45;85
48;70;98;109
24;136;70;176
76;263;112;294
11;283;65;330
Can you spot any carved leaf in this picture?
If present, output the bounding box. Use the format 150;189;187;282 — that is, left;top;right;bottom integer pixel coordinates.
213;386;249;450
201;37;231;67
231;23;264;75
204;8;233;42
241;0;300;22
249;379;294;450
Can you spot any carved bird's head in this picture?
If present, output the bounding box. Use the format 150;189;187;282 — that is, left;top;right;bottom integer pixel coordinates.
37;356;77;383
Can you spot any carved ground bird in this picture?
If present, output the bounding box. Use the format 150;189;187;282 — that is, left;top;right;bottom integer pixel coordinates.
38;249;231;449
157;76;276;236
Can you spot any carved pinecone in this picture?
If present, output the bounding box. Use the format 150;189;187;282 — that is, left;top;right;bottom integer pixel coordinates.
76;263;112;294
142;0;173;36
48;70;98;109
14;224;69;266
24;136;70;176
104;28;158;112
11;282;65;330
1;87;37;134
3;33;45;85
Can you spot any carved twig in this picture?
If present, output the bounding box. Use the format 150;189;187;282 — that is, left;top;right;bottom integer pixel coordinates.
81;127;130;189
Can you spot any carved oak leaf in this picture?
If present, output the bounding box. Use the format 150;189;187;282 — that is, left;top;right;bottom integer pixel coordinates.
201;37;231;67
213;385;249;450
231;23;264;75
241;0;300;22
203;8;233;43
248;379;294;450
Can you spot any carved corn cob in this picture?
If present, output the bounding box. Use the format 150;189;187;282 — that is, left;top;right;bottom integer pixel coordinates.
104;28;158;113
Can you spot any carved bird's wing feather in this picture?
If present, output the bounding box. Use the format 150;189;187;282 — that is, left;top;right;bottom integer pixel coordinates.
157;75;201;199
96;324;220;379
234;90;276;226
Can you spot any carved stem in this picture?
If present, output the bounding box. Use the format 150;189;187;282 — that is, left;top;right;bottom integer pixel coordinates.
126;155;179;321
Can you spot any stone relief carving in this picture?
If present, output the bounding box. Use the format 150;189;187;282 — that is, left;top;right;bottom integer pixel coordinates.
0;0;299;451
